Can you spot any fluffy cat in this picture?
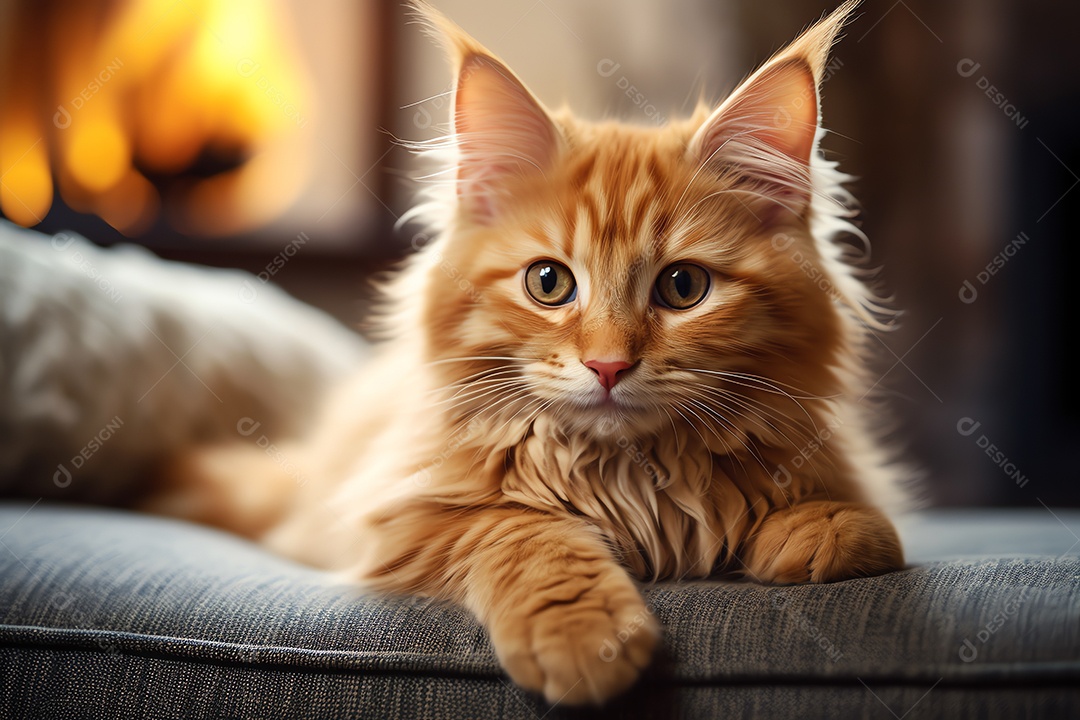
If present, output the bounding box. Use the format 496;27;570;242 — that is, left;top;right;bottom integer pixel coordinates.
150;0;906;705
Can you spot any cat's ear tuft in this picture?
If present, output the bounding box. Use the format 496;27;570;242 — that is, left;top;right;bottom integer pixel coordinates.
409;0;561;224
689;0;858;214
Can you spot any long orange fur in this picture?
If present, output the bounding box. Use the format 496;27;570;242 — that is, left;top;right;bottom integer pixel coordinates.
149;0;906;705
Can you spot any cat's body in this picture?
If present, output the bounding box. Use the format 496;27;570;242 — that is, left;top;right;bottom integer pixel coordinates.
150;1;907;705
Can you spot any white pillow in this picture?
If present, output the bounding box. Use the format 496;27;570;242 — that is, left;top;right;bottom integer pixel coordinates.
0;221;366;502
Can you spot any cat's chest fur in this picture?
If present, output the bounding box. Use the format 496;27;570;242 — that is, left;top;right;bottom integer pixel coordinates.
497;415;759;580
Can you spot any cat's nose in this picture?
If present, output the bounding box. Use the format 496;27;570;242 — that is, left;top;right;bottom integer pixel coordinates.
584;359;635;391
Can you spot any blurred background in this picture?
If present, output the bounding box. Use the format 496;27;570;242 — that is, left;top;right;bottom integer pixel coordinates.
0;0;1076;507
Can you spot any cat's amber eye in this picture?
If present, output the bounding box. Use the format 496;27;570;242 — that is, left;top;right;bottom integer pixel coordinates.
524;260;577;306
654;263;710;310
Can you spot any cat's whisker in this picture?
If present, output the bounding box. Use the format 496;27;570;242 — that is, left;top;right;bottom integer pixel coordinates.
687;392;831;487
429;374;523;401
430;365;521;391
432;380;530;412
670;401;717;482
458;386;534;424
468;393;551;468
682;387;799;451
686;384;818;448
400;89;454;110
649;400;683;455
682;397;803;506
720;371;842;401
460;392;552;479
431;371;525;400
676;368;831;436
678;368;834;400
676;397;753;481
685;397;779;480
425;355;538;367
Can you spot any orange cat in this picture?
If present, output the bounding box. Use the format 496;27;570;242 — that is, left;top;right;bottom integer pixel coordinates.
150;0;905;705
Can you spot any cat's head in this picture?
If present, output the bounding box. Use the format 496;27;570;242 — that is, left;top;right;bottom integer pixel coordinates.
406;2;879;444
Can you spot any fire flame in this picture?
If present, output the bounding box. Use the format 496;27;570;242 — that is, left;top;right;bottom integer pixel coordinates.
0;0;314;236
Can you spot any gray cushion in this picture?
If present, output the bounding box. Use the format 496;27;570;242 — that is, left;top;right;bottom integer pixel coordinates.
0;503;1077;719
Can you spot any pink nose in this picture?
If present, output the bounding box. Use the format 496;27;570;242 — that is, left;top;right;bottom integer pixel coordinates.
584;359;634;391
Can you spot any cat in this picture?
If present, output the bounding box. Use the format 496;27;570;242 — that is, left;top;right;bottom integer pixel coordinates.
148;0;907;706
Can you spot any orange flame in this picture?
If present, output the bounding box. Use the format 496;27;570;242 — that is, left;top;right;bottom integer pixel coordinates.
0;0;315;236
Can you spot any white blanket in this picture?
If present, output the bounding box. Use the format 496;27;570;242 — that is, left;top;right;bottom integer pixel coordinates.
0;222;365;502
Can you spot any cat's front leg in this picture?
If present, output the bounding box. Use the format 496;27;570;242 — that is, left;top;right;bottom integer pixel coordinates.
741;500;904;584
366;504;658;706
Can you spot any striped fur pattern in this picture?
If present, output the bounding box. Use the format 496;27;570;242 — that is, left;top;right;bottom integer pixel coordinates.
155;0;906;705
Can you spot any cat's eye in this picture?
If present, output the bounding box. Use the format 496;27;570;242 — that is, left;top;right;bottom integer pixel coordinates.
525;260;577;306
654;263;710;309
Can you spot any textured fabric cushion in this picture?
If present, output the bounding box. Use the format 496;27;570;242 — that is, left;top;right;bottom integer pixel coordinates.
0;504;1077;719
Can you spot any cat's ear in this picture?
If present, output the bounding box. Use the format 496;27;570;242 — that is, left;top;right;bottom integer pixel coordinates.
452;55;561;222
689;0;858;214
410;1;561;224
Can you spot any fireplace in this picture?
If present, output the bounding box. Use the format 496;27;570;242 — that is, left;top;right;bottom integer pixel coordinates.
0;0;389;252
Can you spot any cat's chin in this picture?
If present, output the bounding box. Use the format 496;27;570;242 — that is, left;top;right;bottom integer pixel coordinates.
551;398;666;440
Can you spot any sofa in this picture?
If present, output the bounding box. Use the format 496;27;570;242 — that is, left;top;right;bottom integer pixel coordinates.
0;504;1077;718
0;223;1077;718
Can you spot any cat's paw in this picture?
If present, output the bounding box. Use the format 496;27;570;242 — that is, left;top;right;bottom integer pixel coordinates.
488;568;658;706
743;501;904;584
